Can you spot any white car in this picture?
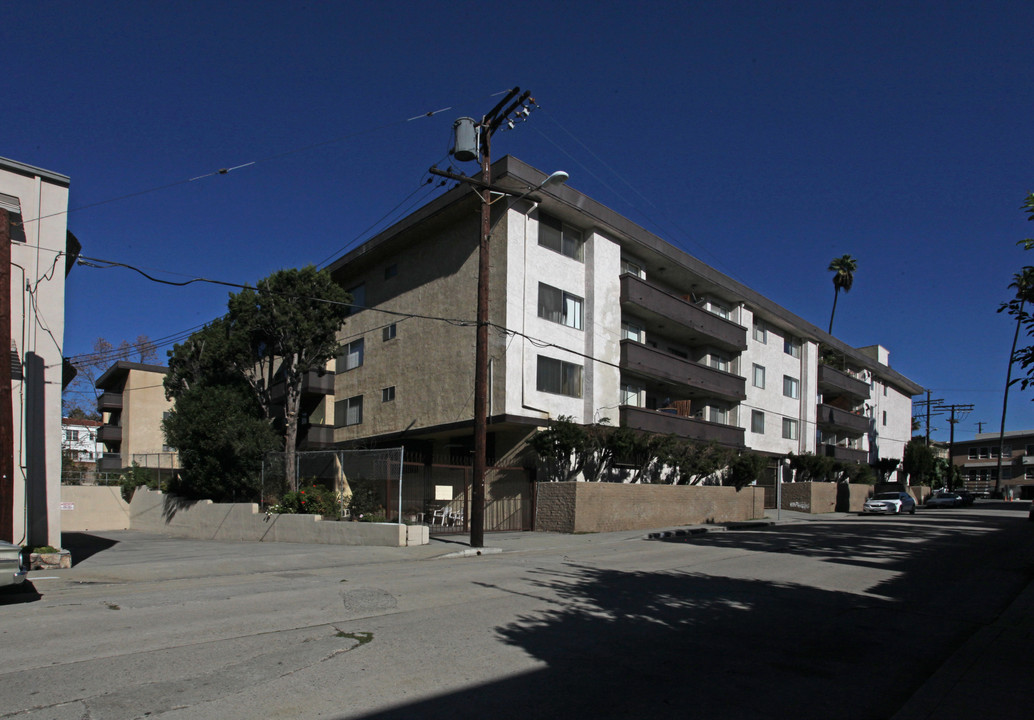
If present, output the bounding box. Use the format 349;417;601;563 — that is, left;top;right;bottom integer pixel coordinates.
863;492;917;515
1;540;27;588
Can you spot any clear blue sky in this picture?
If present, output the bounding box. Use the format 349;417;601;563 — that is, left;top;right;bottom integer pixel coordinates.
6;1;1033;442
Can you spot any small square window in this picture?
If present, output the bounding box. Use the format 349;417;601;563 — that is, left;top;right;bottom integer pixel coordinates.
784;336;801;358
346;284;366;316
753;319;767;343
783;375;799;399
383;323;397;341
751;410;765;434
382;386;395;403
753;364;766;389
538;212;584;261
384;264;397;279
782;418;798;440
339;338;364;371
538;283;583;330
335;395;363;426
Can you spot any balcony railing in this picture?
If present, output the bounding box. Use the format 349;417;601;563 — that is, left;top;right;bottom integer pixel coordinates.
621;340;746;402
817;364;870;401
299;424;335;449
97;392;123;411
270;370;335;403
620;274;747;352
620;405;745;447
819;444;868;464
96;425;122;444
816;403;870;435
98;454;123;472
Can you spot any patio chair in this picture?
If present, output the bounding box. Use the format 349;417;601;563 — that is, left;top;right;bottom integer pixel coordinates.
430;507;449;526
448;508;464;527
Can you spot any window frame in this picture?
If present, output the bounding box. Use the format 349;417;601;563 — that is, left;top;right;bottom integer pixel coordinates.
782;418;798;440
341;338;364;371
783;375;799;399
538;212;584;261
536;356;583;398
751;410;765;434
537;283;584;330
752;364;766;389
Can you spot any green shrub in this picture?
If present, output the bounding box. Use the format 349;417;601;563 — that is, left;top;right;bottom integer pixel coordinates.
273;483;340;517
347;485;381;520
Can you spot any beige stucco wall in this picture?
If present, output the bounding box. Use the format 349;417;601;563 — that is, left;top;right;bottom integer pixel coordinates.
123;368;174;462
535;482;766;533
60;485;131;531
4;160;69;548
333;213;481;442
779;481;837;513
129;488;427;546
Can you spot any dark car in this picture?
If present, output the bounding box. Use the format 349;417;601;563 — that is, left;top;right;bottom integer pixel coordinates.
926;492;964;508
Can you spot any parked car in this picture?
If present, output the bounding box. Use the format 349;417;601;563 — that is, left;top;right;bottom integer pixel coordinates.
863;492;916;515
954;490;978;506
0;541;27;589
926;492;964;508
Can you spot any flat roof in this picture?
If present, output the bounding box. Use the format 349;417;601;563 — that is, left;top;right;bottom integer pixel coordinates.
0;156;70;187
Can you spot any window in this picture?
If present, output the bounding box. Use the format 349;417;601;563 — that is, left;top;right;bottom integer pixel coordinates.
782;418;798;440
65;429;79;442
752;364;766;389
621;321;644;343
536;356;583;397
708;353;730;372
784;336;801;358
753;319;767;343
620;382;643;407
882;411;887;426
969;448;978;459
384;264;397;279
783;375;799;399
346;284;366;316
751;410;765;434
538;212;584;261
382;386;395;403
336;395;363;426
706;301;730;320
668;347;689;359
382;323;397;341
538;283;583;330
708;406;727;424
621;258;645;278
1004;445;1012;457
980;447;989;459
340;338;364;371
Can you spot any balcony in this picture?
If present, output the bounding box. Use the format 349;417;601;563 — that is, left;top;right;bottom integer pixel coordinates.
819;444;868;464
620;405;746;448
816;403;870;435
98;454;123;472
97;392;123;411
817;364;870;401
298;423;335;449
96;425;122;444
621;340;745;402
270;370;335;403
620;274;747;352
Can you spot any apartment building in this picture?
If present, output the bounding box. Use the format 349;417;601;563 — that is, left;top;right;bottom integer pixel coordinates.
953;430;1034;496
95;361;179;476
326;156;922;472
2;156;73;548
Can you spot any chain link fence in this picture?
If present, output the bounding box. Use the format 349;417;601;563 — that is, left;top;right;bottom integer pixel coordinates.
261;448;405;521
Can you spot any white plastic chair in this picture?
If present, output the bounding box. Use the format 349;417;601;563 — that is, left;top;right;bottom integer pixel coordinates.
431;507;448;526
449;508;464;527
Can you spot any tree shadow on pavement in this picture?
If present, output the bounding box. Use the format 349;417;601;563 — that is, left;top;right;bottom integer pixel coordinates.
61;532;119;565
349;511;1034;719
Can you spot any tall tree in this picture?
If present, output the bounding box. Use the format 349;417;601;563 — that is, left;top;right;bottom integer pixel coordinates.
827;254;858;334
63;335;157;418
166;266;351;493
996;193;1034;494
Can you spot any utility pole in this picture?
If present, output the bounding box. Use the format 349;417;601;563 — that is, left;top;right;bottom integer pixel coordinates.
436;87;533;548
934;402;973;491
912;391;943;446
0;208;13;542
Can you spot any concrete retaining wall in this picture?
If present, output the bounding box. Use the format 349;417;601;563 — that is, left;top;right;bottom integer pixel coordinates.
129;489;428;546
836;483;873;513
535;482;766;533
780;482;837;513
60;485;132;531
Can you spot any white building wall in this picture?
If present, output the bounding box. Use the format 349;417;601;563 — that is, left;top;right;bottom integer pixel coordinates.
4;159;69;548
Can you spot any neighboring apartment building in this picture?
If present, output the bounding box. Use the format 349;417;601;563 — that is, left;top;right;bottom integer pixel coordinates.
325;155;922;477
2;156;74;548
62;417;102;462
953;430;1034;496
95;361;179;476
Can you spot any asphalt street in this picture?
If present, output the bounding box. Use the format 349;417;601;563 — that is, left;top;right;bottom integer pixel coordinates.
1;502;1031;719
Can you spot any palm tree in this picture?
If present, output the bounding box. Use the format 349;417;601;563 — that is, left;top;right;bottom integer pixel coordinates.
827;254;857;334
994;267;1034;495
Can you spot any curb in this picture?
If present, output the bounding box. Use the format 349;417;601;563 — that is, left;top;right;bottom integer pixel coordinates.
645;519;778;540
434;547;504;559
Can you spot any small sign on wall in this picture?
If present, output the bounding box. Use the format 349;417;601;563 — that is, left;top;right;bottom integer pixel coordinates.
434;485;453;501
60;502;75;511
